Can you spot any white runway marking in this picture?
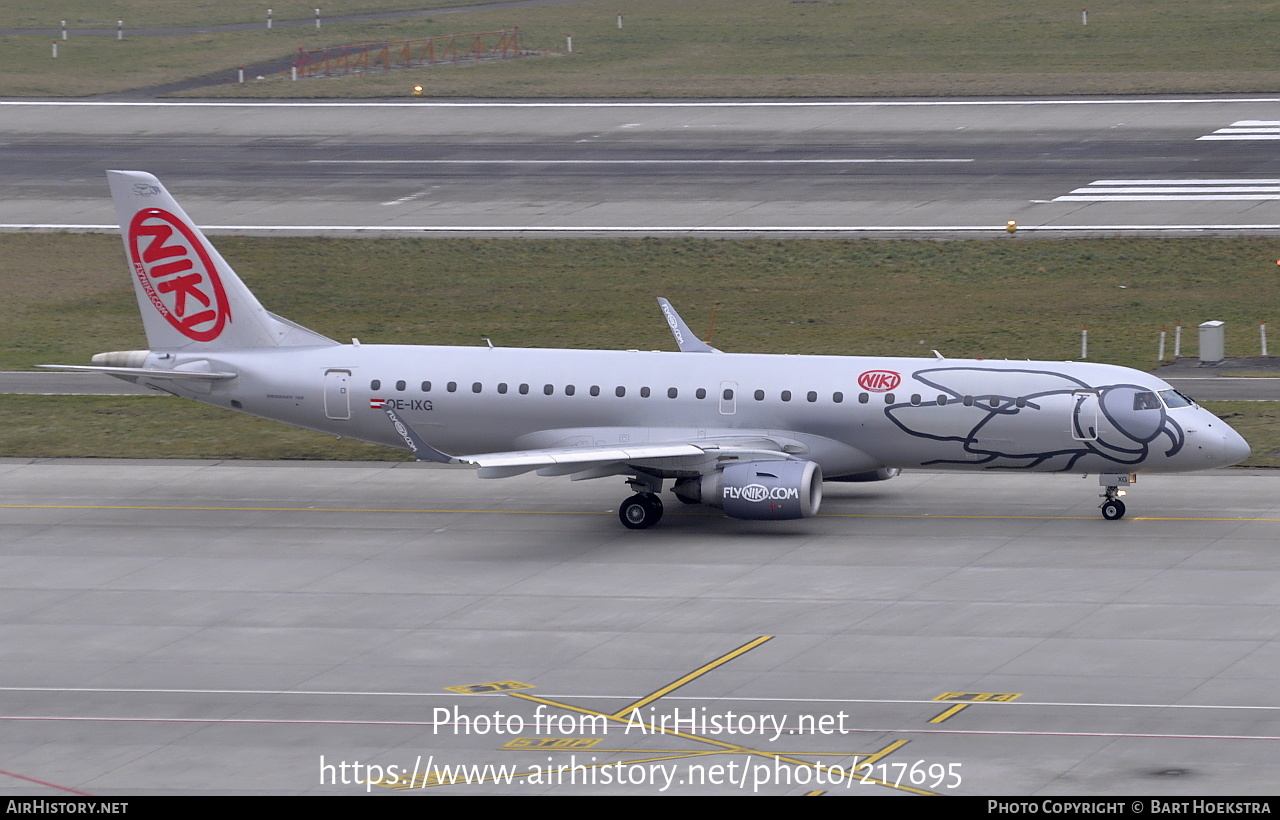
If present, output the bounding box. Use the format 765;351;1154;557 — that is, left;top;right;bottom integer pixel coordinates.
4;98;1280;109
5;686;1280;712
7;223;1280;234
1198;120;1280;140
1054;178;1280;202
311;159;974;165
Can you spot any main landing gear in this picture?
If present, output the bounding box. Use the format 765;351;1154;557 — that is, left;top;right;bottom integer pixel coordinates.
619;493;664;529
1098;473;1134;521
619;475;665;530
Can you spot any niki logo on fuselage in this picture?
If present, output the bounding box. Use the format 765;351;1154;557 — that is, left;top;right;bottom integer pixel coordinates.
128;208;231;342
858;370;901;393
884;367;1185;471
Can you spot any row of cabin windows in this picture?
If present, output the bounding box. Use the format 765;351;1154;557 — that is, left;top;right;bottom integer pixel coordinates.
368;379;1028;408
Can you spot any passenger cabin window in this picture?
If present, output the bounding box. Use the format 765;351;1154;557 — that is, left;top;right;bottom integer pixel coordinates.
616;386;626;397
754;389;765;401
447;381;457;393
472;382;482;394
833;392;844;403
937;395;947;406
640;387;651;398
723;388;734;401
543;384;554;396
519;384;530;395
565;385;576;396
421;381;432;392
396;380;406;391
910;394;921;406
781;390;792;402
590;385;600;397
696;388;707;400
884;393;895;404
807;391;817;403
1014;397;1026;408
963;395;974;406
497;383;508;394
668;387;678;399
989;397;999;407
370;379;381;390
858;393;869;404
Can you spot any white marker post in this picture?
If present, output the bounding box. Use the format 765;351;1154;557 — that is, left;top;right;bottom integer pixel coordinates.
316;8;321;29
117;20;123;40
1082;8;1088;25
61;20;67;40
1158;327;1166;361
1081;324;1088;359
1174;320;1182;358
1262;320;1269;357
567;35;573;53
618;14;623;29
268;9;273;29
238;66;245;84
291;66;297;81
51;40;57;58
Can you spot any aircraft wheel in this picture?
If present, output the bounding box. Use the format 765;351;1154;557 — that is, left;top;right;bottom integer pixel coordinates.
647;493;665;524
620;494;661;529
1100;499;1126;521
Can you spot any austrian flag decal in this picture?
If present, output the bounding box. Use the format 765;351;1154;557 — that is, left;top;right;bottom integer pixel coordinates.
370;398;386;409
128;208;231;342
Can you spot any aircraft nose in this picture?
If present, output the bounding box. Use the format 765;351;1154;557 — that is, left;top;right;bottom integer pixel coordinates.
1221;425;1251;466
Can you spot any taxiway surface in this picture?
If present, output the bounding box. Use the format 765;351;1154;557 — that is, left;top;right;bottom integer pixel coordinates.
1;459;1277;795
3;97;1280;235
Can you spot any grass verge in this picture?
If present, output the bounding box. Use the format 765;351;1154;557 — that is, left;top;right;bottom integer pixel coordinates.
4;234;1280;373
4;0;1280;97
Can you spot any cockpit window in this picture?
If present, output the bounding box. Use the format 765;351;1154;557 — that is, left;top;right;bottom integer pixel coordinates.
1159;388;1194;408
1133;391;1161;411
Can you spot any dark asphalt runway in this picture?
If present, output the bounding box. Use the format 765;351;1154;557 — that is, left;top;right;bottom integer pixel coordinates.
2;97;1280;235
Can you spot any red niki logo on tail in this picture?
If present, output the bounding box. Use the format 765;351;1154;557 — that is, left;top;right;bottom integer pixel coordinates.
128;208;231;342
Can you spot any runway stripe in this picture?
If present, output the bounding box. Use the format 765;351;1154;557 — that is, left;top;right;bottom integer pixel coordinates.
6;224;1280;234
4;98;1280;108
4;503;1280;522
609;635;772;718
0;768;92;796
1198;120;1280;140
7;686;1279;711
1054;178;1280;202
1;715;1275;742
310;158;975;165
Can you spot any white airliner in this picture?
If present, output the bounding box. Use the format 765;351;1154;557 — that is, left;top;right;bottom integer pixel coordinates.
43;171;1251;529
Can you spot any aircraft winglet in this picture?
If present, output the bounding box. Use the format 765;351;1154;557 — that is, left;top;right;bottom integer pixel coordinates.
384;407;457;464
657;298;720;353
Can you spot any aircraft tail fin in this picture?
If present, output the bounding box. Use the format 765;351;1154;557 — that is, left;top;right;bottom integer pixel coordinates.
107;170;336;351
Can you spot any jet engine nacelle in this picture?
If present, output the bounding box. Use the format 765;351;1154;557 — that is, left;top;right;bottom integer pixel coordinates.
827;467;900;483
677;460;823;520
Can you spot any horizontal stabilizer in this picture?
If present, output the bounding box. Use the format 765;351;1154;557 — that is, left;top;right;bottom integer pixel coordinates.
37;364;237;380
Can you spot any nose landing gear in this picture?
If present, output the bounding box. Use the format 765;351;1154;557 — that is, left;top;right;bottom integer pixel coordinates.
1098;473;1134;520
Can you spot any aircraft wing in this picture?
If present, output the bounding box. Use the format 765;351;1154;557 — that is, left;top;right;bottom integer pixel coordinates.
384;408;796;478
